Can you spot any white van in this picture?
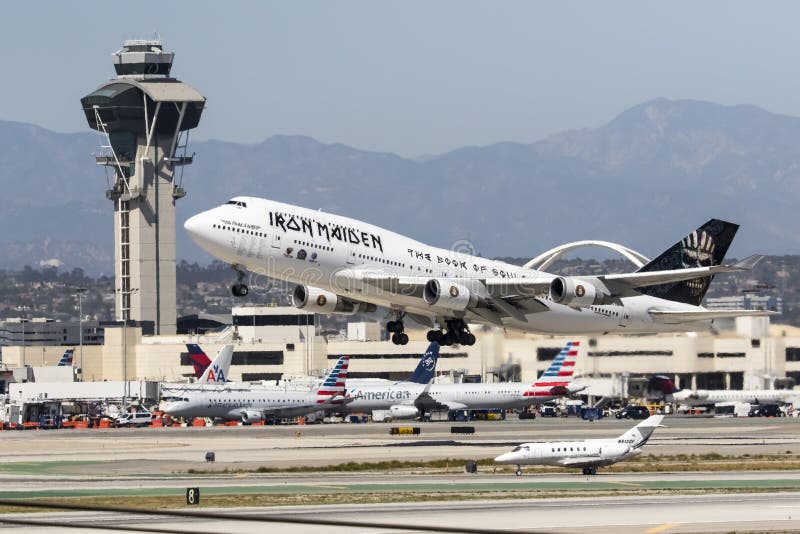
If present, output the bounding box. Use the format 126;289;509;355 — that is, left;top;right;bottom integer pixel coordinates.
115;411;154;428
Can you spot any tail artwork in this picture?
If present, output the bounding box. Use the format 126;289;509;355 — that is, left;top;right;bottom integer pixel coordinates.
200;345;233;383
185;344;213;379
637;219;739;306
407;342;440;384
525;341;580;397
316;355;350;404
648;375;681;399
616;414;665;449
57;349;74;367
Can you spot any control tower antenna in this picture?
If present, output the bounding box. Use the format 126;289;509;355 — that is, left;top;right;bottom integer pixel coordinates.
80;39;206;335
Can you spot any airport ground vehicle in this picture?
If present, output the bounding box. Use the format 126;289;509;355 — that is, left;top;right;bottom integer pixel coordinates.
615;405;651;419
115;411;154;427
748;404;785;417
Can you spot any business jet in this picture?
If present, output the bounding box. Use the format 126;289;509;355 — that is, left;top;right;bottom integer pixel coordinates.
650;375;800;407
495;414;664;476
346;341;583;419
163;355;350;423
184;197;768;345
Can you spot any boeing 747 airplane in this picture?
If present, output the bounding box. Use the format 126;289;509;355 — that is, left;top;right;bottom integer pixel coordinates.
185;197;769;345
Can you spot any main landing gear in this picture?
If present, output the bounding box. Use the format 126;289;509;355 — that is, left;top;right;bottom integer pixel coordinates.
231;265;248;297
582;466;598;476
387;314;409;345
515;466;522;476
426;319;476;346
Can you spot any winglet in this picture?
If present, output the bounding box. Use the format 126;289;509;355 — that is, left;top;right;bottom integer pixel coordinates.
730;254;763;271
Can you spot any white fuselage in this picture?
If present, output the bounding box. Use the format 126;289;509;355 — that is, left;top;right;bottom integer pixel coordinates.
494;438;635;468
347;381;583;413
184;196;710;334
163;385;322;420
673;389;797;406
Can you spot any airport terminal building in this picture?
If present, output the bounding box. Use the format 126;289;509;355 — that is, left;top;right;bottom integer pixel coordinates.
2;306;799;398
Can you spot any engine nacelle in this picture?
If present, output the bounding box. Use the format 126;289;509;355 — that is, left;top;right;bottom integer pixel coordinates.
292;285;376;315
240;410;263;424
389;405;420;419
423;279;481;311
549;276;610;308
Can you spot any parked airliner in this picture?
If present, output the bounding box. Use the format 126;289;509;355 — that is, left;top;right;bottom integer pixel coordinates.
495;414;664;475
347;341;583;419
184;197;768;345
650;375;800;407
163;356;350;423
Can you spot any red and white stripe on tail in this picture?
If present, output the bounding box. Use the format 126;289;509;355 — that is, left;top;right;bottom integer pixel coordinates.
316;355;350;403
523;341;579;397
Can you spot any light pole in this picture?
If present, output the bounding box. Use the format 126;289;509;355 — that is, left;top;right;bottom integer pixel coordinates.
17;305;29;367
75;287;87;380
116;288;138;411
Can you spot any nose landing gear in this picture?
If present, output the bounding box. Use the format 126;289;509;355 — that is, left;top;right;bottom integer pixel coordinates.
231;265;249;297
582;466;598;475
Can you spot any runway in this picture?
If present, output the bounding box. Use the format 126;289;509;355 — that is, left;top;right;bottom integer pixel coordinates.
1;416;798;532
2;492;800;533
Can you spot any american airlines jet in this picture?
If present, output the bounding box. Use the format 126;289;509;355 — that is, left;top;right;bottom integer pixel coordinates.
347;341;583;419
163;355;350;423
184;197;768;345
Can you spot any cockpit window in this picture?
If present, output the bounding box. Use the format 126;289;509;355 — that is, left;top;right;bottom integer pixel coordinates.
226;200;247;208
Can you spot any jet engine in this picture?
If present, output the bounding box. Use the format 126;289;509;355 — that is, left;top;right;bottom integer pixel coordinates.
423;279;483;311
292;285;376;315
389;405;420;419
549;277;611;308
240;410;263;424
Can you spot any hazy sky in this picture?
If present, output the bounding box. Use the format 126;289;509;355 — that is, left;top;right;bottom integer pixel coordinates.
3;1;800;157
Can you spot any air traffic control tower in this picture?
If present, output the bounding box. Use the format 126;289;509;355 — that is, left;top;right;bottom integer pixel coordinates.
80;40;206;335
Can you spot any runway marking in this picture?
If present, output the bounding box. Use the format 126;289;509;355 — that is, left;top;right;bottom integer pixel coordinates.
605;481;642;487
645;523;679;533
312;485;347;490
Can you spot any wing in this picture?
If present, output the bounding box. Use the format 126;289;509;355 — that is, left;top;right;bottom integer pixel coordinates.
649;309;777;324
558;456;603;467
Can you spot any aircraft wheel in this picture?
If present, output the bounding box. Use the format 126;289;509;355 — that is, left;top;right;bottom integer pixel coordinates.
463;333;476;346
441;332;456;346
231;283;248;297
387;320;399;333
391;333;400;345
397;333;409;345
515;467;522;476
426;330;442;343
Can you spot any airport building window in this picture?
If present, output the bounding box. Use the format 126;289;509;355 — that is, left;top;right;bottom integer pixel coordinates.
232;351;284;365
241;373;282;381
233;314;314;326
786;347;800;362
698;352;714;358
537;347;562;361
328;352;467;360
716;352;746;358
588;350;672;357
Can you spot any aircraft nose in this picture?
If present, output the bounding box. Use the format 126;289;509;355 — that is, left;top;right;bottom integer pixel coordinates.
494;452;512;464
184;213;203;239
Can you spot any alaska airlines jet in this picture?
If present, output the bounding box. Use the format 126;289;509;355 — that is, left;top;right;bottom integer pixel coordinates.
185;198;768;345
163;355;350;423
347;341;583;419
650;375;800;407
495;414;664;475
57;349;74;366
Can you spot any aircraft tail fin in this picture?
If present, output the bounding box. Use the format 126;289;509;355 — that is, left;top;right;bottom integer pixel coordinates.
185;344;213;379
617;414;665;448
200;345;233;383
57;349;74;367
316;355;350;404
526;341;579;397
407;342;440;384
636;219;738;306
649;375;681;399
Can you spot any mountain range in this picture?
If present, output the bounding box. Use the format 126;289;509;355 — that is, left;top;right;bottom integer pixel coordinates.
1;98;798;275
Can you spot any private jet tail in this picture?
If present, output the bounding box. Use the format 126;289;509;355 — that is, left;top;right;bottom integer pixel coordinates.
316;355;350;404
407;342;440;384
199;345;233;383
617;414;665;449
57;349;74;366
186;344;213;379
637;219;738;306
525;341;580;397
